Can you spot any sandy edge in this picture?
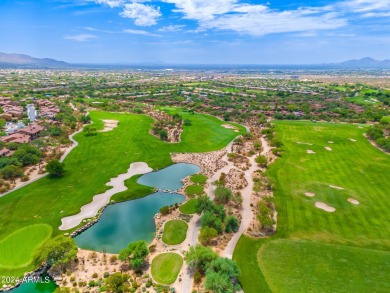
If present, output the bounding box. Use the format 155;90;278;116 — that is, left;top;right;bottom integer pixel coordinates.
99;119;119;132
304;192;315;197
329;185;344;190
59;162;153;230
348;198;360;205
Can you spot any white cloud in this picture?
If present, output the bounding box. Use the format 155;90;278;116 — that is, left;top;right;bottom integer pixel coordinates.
123;29;160;36
162;1;346;36
158;25;186;32
64;34;97;41
120;3;161;26
94;0;124;8
341;0;390;13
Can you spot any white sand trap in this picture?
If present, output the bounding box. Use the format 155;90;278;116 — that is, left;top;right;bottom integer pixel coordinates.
304;192;315;197
297;142;313;145
99;120;119;132
348;198;360;205
358;126;363;129
222;124;238;130
329;185;344;190
59;162;153;230
328;141;334;144
315;202;336;212
325;146;332;151
307;150;316;154
349;138;356;142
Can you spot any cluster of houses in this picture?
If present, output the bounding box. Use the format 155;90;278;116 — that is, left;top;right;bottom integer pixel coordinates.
0;98;24;120
0;97;61;157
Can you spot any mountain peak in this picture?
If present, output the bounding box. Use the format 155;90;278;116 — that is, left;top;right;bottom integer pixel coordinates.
0;52;69;68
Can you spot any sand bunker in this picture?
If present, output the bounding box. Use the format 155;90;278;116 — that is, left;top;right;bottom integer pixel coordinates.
348;198;360;205
222;124;238;130
349;138;356;142
297;142;313;145
315;202;336;212
329;185;344;190
325;146;332;151
59;162;153;230
304;192;315;197
328;141;334;144
99;120;119;132
307;150;316;154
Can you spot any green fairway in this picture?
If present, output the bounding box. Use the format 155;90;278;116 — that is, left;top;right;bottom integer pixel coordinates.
0;224;52;269
185;184;204;196
0;110;244;283
234;121;390;292
151;253;183;285
190;174;207;184
162;220;188;245
259;239;390;293
179;198;198;214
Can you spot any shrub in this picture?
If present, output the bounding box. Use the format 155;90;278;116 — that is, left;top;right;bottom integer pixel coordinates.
160;206;170;215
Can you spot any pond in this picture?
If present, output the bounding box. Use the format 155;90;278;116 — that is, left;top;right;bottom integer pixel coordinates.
137;163;200;190
75;192;184;253
74;162;200;253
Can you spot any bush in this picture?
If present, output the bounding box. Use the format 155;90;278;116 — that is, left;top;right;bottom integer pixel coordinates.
199;227;218;245
160;206;170;215
225;215;239;233
104;272;110;278
214;186;232;204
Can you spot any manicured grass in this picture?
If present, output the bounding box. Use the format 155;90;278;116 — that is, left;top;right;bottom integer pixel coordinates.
162;220;188;245
151;253;183;285
190;174;207;184
179;198;198;214
185;184;204;196
233;236;271;293
0;224;52;269
0;110;244;283
234;121;390;291
259;239;390;292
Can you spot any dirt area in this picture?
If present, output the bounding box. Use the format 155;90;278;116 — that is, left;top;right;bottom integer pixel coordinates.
171;149;228;177
307;150;316;154
325;146;332;151
304;192;316;197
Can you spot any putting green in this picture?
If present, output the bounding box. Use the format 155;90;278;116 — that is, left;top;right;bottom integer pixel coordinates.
0;110;244;283
151;253;183;285
234;121;390;292
162;220;188;245
0;224;52;269
179;198;198;214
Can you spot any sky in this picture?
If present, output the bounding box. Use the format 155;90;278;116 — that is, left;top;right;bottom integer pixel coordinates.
0;0;389;64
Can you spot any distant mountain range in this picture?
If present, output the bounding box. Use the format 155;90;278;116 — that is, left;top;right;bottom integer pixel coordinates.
0;52;68;68
334;57;390;68
0;52;389;69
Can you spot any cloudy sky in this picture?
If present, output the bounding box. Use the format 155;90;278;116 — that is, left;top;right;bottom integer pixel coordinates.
0;0;389;64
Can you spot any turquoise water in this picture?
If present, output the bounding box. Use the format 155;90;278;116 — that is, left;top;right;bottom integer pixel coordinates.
11;279;56;293
75;192;184;253
137;163;200;190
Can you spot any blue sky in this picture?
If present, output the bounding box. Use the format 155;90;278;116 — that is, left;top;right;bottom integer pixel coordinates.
0;0;389;64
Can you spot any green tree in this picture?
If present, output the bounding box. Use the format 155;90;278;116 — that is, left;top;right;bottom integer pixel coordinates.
255;155;268;168
185;244;218;273
224;215;239;233
46;160;65;177
105;272;130;293
0;165;23;181
205;258;241;293
214;186;232;204
199;227;218;245
119;240;149;270
159;129;168;140
33;236;77;272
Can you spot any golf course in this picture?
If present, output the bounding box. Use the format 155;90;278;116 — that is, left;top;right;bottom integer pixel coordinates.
0;110;245;285
233;121;390;292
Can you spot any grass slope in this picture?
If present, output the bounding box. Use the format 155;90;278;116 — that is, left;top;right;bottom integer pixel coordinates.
0;110;243;283
151;253;183;285
190;174;207;184
162;220;188;245
234;121;390;292
185;184;204;196
179;199;198;214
